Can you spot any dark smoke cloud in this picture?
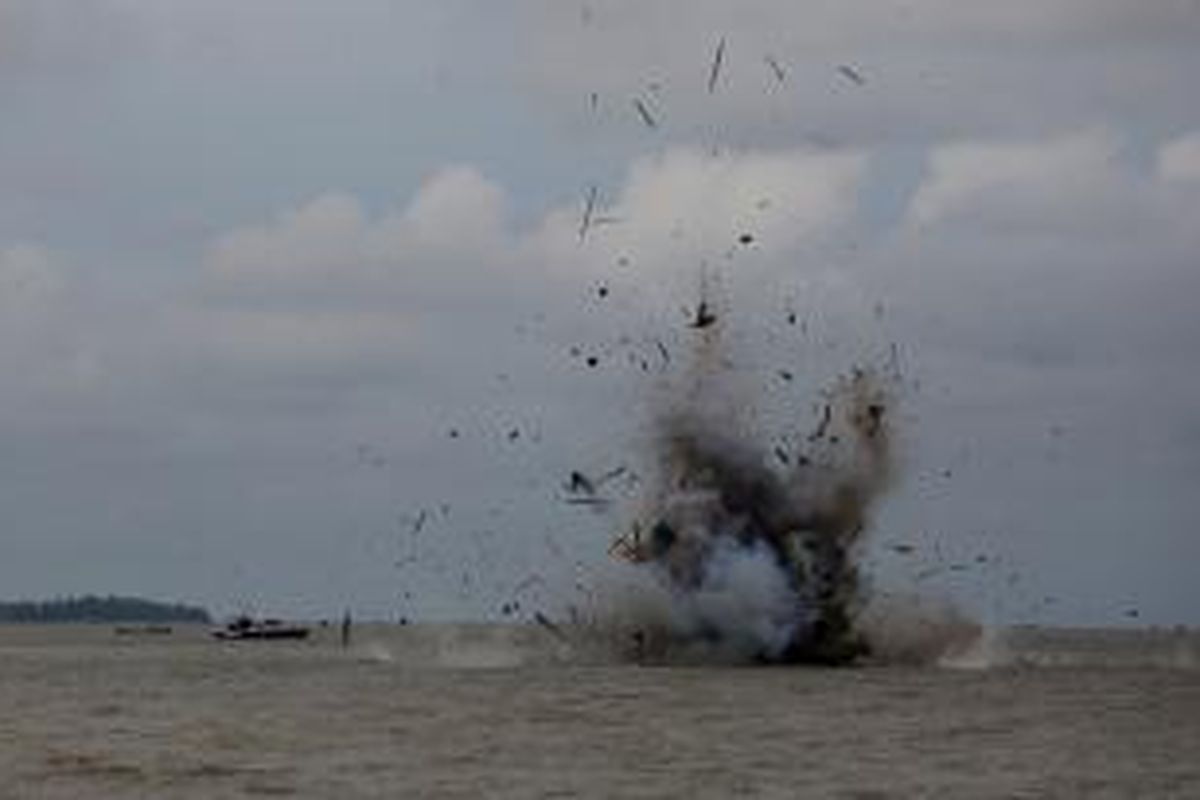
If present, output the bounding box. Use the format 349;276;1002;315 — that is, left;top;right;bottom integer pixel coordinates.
610;315;896;664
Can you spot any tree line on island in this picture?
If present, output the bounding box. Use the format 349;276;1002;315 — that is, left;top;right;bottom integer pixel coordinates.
0;595;211;624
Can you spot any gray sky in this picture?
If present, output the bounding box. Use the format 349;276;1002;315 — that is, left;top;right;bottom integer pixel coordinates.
1;0;1198;625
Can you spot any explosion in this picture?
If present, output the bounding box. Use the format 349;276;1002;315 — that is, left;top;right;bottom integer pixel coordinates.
608;309;895;665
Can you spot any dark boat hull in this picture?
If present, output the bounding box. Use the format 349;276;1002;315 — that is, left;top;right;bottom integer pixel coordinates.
211;621;310;641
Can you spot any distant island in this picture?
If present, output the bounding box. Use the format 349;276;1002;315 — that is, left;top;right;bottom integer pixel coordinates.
0;595;211;624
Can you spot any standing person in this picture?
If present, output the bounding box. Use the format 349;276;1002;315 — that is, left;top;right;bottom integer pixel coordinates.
340;609;352;649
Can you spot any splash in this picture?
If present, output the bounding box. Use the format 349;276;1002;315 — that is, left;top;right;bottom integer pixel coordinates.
609;305;895;664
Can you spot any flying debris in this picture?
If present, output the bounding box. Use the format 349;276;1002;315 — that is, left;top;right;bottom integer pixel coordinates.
632;97;658;128
807;404;832;442
596;465;629;487
707;37;726;94
837;64;866;86
564;466;628;511
764;55;786;83
567;470;596;494
565;496;611;509
533;611;568;642
578;185;598;242
690;301;718;329
564;470;607;509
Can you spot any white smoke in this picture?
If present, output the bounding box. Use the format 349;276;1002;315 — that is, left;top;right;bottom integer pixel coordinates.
662;536;806;661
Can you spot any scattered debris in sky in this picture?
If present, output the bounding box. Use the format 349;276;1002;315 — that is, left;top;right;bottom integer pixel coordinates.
632;97;658;128
578;185;598;242
837;64;866;86
690;301;718;329
708;37;726;94
764;55;786;83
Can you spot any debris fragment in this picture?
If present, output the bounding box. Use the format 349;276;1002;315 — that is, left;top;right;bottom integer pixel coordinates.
656;340;671;366
707;36;726;94
764;55;786;83
596;465;628;487
567;470;596;494
807;404;832;442
565;496;610;509
632;97;657;128
690;301;718;329
607;522;643;561
533;611;568;642
579;185;598;242
837;64;866;86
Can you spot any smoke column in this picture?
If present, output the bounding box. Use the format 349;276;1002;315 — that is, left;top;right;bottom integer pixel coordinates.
610;304;895;664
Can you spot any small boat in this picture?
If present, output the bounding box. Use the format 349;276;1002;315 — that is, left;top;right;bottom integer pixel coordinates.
211;616;310;641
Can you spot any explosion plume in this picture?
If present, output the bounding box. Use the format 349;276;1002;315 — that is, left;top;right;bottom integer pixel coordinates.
610;307;895;664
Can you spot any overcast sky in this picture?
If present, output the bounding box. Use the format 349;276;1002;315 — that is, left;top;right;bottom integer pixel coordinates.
2;1;1198;625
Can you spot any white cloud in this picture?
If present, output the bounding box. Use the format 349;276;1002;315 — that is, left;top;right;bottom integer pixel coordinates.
398;166;509;251
208;192;369;284
906;128;1124;228
532;147;867;293
205;146;865;321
